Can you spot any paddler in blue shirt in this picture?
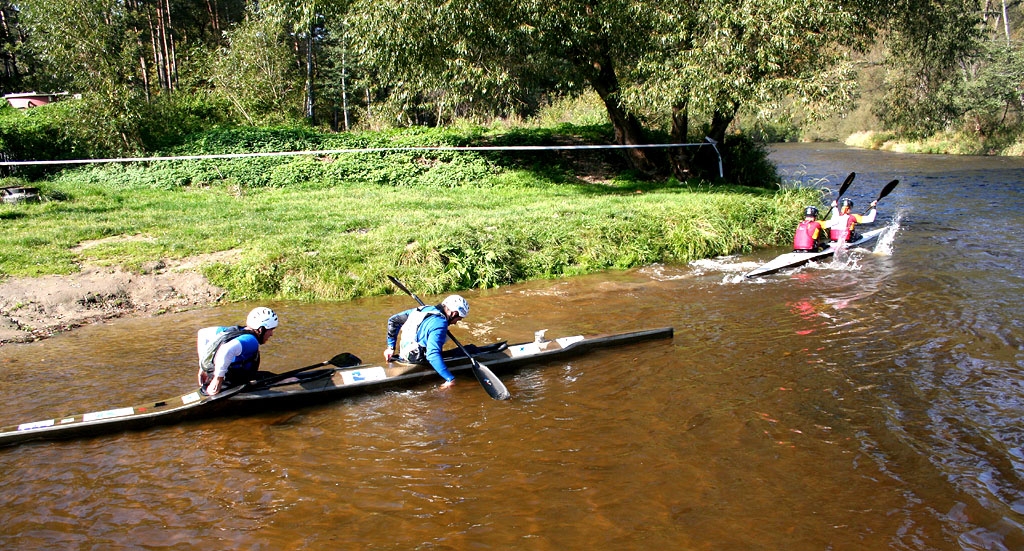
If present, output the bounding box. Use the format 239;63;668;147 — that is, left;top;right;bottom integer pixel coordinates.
792;205;828;252
384;295;470;390
826;197;877;242
196;306;279;396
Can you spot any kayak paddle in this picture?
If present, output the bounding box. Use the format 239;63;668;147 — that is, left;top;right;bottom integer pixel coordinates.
823;171;856;219
859;179;899;215
205;352;362;398
387;275;511;400
247;352;361;390
874;179;899;205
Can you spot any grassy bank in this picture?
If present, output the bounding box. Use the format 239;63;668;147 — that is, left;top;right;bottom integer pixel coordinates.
0;126;819;300
845;130;1024;156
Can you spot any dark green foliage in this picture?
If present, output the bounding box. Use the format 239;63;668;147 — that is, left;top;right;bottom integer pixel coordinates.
720;134;780;189
169;126;327;155
136;94;237;151
0;103;82;178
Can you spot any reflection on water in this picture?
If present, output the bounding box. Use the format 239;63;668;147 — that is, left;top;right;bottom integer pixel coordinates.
1;144;1023;550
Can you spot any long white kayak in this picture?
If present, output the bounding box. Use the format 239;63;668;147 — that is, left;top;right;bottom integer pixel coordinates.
0;327;674;447
743;227;886;278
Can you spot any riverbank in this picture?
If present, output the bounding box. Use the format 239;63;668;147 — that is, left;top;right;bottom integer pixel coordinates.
0;184;814;344
0;179;817;345
0;250;232;344
0;126;822;345
845;130;1024;156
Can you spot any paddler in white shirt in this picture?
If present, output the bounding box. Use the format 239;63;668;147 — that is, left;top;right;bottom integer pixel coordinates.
196;307;279;396
826;197;878;242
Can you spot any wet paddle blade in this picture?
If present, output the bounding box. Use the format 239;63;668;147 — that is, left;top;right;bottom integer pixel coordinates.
876;179;899;202
824;172;856;219
838;172;855;197
470;361;511;400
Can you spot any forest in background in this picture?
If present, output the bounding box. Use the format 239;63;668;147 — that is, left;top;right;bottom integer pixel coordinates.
0;0;1022;185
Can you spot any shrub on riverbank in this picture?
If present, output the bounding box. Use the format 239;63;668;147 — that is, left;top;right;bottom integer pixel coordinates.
0;125;820;300
846;129;1024;156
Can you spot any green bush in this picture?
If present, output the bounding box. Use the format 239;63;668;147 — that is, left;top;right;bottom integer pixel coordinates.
720;133;779;188
137;93;237;151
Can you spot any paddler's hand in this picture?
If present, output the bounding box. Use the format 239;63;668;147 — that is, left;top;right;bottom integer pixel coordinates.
384;348;394;362
206;376;224;396
870;200;878;209
440;379;455;390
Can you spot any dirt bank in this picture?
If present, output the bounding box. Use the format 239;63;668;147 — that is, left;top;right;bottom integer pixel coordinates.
0;250;237;345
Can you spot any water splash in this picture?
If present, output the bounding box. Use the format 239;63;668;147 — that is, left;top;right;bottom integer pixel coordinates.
829;215;903;271
873;211;904;256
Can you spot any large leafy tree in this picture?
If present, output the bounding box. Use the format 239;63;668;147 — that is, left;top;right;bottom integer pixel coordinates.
210;4;303;123
16;0;247;98
347;0;976;179
11;0;250;149
877;0;1021;141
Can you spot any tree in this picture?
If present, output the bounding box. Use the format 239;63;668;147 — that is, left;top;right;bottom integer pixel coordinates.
0;1;32;94
874;0;987;137
12;0;252;149
209;5;303;123
346;0;942;181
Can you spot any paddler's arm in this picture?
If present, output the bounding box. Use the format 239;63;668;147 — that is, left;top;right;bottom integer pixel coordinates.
858;201;878;224
423;323;456;389
384;310;411;361
205;339;244;396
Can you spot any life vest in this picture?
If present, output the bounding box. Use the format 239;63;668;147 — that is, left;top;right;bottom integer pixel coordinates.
829;214;858;241
793;220;823;251
199;326;260;374
398;306;444;360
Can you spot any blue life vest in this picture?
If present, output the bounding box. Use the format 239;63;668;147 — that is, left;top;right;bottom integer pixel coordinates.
199;326;261;375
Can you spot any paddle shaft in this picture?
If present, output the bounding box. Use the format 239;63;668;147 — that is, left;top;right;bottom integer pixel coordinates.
247;352;357;390
203;352;359;398
387;276;510;400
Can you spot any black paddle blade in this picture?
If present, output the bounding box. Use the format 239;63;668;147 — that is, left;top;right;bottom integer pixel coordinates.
838;172;855;197
328;352;361;368
471;362;511;400
822;172;856;219
876;179;899;202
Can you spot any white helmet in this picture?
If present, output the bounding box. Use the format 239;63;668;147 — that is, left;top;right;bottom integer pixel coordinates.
246;307;279;330
441;295;469;318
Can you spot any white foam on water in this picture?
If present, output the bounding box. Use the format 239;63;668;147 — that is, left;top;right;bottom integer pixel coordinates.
872;212;903;256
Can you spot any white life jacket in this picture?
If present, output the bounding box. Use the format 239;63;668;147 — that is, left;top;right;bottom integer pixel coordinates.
398;307;443;359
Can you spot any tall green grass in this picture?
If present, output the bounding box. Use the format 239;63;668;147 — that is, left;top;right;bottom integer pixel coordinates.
0;126;818;300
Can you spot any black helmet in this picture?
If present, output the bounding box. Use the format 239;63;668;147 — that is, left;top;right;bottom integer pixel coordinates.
804;206;819;218
840;198;854;209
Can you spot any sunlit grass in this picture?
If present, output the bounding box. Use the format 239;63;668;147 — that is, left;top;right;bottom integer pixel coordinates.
0;125;820;301
0;174;816;300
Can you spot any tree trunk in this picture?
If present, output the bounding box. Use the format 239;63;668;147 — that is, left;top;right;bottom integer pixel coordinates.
306;26;314;123
147;12;163;90
667;101;691;179
586;50;659;176
205;0;220;37
707;103;739;144
165;0;177;90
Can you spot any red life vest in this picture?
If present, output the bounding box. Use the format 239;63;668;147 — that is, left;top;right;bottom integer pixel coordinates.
829;214;857;241
793;220;823;251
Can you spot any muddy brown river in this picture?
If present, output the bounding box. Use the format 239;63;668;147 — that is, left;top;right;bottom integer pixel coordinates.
1;143;1022;550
